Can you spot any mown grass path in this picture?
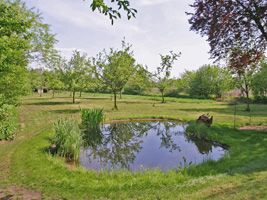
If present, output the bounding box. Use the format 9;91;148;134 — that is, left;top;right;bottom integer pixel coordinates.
0;93;267;199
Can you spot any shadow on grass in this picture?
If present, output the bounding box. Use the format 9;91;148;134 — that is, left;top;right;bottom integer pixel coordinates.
82;97;111;100
24;101;79;106
49;109;80;114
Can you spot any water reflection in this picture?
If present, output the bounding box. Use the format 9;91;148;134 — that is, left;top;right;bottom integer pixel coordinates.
80;121;227;171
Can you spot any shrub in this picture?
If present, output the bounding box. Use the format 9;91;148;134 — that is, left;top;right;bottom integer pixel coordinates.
0;104;17;141
185;121;209;139
50;119;83;162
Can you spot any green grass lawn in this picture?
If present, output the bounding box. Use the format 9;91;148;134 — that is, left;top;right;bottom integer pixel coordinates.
0;92;267;199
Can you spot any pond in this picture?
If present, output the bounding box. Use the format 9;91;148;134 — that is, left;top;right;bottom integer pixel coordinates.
80;121;227;171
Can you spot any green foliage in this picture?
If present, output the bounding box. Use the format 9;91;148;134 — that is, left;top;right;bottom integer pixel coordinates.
154;51;180;103
90;0;137;24
0;104;17;140
124;64;152;95
93;40;136;109
43;70;64;97
252;61;267;101
185;121;209;139
188;65;234;98
62;50;90;103
0;0;55;105
50;119;83;161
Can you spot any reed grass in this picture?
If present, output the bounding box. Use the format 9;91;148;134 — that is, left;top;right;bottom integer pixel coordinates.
51;118;83;162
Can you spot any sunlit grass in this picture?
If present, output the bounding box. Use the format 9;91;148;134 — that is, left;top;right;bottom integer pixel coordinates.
0;92;266;199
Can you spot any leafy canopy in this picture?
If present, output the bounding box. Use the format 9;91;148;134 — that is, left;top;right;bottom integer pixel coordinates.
187;0;267;60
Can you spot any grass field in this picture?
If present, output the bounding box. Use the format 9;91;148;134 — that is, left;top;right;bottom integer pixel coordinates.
0;92;267;199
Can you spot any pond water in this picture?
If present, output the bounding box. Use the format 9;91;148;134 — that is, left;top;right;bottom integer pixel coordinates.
80;121;227;171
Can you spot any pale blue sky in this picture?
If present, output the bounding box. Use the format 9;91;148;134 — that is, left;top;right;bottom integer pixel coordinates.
24;0;213;77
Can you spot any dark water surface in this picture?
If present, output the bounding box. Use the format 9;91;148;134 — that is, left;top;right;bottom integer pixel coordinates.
80;121;227;171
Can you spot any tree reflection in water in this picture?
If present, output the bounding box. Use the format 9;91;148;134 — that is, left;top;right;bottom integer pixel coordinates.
81;121;226;171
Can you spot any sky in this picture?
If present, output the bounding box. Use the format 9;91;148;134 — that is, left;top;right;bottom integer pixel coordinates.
24;0;213;77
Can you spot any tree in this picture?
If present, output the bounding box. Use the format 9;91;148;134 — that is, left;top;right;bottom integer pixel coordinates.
93;41;136;110
187;0;267;60
44;70;64;98
90;0;137;24
188;65;234;98
124;64;152;95
154;51;180;103
252;61;267;101
28;68;47;96
62;51;89;103
178;70;197;95
0;0;55;105
228;48;263;111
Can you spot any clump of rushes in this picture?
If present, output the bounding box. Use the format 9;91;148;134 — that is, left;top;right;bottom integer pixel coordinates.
50;119;83;162
81;108;104;132
81;108;104;146
185;121;209;139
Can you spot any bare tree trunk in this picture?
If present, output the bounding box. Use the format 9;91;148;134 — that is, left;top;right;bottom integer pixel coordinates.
161;91;165;103
73;89;76;103
80;91;82;97
113;92;118;110
245;85;250;111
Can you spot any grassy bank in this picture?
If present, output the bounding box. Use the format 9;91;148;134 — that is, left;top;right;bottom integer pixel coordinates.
0;92;267;199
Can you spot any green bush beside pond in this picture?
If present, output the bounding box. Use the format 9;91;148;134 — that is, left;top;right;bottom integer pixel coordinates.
0;104;17;141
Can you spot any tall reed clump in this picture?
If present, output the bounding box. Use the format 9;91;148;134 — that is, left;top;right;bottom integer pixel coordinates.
50;119;83;162
185;121;209;139
81;108;104;131
81;109;104;146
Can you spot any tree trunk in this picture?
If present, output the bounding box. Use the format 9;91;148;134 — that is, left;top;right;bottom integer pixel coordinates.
119;90;122;99
72;89;76;103
161;91;165;103
244;84;250;111
113;92;118;110
79;91;82;97
52;89;55;98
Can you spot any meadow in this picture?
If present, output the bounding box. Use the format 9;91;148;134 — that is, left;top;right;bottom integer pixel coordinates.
0;92;267;199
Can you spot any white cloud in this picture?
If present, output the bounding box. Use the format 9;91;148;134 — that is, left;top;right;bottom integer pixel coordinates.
25;0;212;77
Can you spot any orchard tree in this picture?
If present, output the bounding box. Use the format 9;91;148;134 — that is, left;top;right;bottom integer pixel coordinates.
154;51;180;103
44;70;64;98
187;0;267;60
90;0;137;24
228;48;263;111
124;64;152;95
63;51;89;103
93;41;136;110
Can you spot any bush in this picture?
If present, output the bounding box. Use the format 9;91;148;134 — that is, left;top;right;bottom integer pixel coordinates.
50;119;83;162
0;104;17;141
185;121;209;139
